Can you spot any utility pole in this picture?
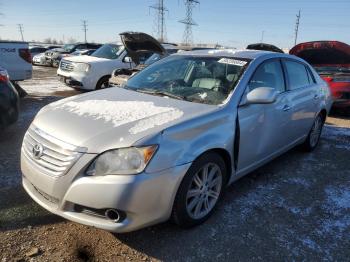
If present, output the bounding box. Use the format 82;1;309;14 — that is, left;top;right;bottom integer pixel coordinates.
179;0;199;46
260;30;265;43
82;20;87;43
294;10;301;46
17;24;24;41
150;0;168;43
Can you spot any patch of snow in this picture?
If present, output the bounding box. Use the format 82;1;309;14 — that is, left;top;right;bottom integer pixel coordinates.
285;177;311;188
322;125;350;150
129;109;183;134
55;100;183;132
198;92;207;99
20;77;73;95
320;185;350;235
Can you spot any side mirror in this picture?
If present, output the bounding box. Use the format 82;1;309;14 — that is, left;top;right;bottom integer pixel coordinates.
123;56;132;63
245;87;278;105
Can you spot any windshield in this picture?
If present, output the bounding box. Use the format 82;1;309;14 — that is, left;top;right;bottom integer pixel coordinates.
144;53;163;66
125;55;249;105
91;44;123;59
63;44;75;52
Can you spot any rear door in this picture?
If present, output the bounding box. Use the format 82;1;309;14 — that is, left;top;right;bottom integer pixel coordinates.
237;58;293;174
282;59;318;141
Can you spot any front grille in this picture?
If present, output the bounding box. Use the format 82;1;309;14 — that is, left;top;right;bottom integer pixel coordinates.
22;126;86;178
60;60;74;72
341;92;350;99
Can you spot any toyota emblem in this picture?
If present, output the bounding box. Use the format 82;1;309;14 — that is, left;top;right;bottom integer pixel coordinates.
32;144;44;159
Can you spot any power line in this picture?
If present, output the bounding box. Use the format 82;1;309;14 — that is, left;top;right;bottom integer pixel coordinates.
17;24;24;41
294;10;301;46
82;20;87;43
179;0;199;46
150;0;168;43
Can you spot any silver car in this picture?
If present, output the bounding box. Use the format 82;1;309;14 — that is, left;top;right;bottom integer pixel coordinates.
21;50;332;233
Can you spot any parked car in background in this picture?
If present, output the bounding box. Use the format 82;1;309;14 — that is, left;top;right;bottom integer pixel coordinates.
45;43;102;67
247;43;284;53
29;46;48;58
0;41;32;97
0;66;19;128
52;49;98;68
32;45;62;66
57;41;150;90
32;52;48;66
109;32;180;86
290;41;350;109
22;50;332;233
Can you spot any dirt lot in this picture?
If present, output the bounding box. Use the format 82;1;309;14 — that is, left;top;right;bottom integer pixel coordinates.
0;66;349;261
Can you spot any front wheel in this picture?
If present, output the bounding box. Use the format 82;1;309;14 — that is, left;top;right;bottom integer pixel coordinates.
95;76;111;90
172;152;226;228
301;113;325;151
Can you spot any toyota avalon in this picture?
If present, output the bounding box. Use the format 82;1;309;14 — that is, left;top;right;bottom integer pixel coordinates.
21;49;332;232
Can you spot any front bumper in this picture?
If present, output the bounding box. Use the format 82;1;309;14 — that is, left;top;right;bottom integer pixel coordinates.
21;150;191;232
57;68;96;90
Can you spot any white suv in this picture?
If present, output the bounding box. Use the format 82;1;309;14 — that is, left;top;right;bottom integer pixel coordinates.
57;44;134;90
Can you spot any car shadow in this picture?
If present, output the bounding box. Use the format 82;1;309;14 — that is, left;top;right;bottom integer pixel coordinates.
0;186;64;231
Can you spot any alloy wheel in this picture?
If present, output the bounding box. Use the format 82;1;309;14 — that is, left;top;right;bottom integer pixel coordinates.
186;163;222;220
310;115;323;147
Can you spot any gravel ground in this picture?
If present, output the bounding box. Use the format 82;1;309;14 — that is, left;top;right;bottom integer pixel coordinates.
0;66;349;261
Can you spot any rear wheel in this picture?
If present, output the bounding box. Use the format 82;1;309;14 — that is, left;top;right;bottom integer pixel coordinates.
172;152;226;228
95;76;111;90
301;113;324;151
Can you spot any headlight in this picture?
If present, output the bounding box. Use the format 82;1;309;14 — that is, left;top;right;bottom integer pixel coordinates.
86;145;158;176
73;62;91;73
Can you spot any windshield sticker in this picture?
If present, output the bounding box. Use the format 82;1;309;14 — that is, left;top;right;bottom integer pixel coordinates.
218;58;247;66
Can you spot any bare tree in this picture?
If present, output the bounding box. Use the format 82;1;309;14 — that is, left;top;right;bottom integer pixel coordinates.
67;37;77;44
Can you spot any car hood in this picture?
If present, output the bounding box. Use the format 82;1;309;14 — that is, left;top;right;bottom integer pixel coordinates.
290;41;350;66
120;31;166;65
33;88;217;153
64;55;110;64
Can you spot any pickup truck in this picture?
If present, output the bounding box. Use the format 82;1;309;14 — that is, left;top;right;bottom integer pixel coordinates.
0;41;32;81
0;41;33;97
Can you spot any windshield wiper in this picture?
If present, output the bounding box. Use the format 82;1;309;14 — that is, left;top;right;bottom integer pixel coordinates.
136;88;185;100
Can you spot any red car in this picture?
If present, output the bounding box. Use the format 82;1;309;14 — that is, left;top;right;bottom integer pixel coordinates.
290;41;350;109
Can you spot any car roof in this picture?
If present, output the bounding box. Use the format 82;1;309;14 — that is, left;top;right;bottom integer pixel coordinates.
174;49;293;60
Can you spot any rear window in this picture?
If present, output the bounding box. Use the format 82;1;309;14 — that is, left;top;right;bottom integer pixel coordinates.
284;60;310;90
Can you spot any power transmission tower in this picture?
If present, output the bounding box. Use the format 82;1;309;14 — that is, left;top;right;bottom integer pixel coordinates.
17;24;24;41
294;10;301;46
260;30;265;43
179;0;199;46
150;0;168;43
82;20;88;43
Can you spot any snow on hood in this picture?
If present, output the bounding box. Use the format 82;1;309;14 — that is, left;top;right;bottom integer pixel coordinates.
64;55;110;63
34;88;215;153
54;100;183;134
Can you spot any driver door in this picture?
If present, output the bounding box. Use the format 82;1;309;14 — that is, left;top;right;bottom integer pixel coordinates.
236;59;293;174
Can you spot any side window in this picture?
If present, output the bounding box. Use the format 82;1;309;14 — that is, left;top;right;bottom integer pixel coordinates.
284;60;310;90
249;60;285;93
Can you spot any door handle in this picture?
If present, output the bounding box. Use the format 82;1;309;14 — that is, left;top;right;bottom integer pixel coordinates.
282;105;291;111
314;94;319;100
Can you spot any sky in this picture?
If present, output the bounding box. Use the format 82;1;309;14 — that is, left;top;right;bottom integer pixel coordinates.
0;0;349;49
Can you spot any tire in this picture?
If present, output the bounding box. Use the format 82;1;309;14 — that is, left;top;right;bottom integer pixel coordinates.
95;76;111;90
301;113;325;152
172;152;226;228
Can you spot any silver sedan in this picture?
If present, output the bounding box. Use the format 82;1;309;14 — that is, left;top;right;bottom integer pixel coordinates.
21;50;332;232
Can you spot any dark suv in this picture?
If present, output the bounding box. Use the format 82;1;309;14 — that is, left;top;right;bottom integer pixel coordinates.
45;43;102;67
